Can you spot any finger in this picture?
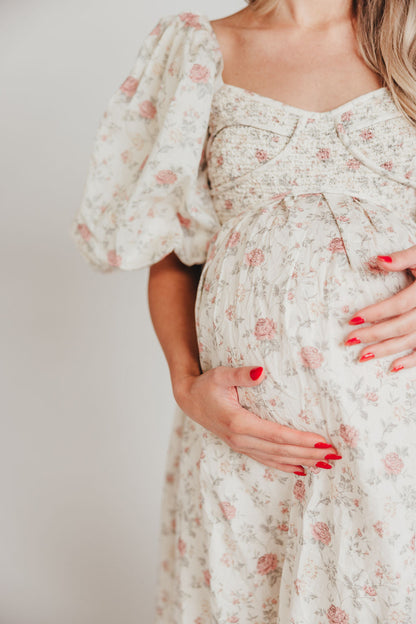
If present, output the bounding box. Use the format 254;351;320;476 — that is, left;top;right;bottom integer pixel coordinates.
348;280;416;325
355;333;416;362
376;244;416;272
211;364;265;389
229;409;336;450
228;432;340;462
344;308;416;345
389;348;416;373
244;451;308;474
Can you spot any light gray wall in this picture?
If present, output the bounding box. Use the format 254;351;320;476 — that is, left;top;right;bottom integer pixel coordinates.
0;1;241;623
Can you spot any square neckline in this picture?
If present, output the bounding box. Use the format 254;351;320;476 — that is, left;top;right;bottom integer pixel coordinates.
198;12;390;118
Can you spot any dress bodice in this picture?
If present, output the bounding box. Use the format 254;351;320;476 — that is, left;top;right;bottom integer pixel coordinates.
205;75;416;228
71;9;416;273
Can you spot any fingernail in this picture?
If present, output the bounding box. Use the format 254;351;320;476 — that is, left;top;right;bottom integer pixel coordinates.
324;454;343;460
294;470;306;476
349;316;365;325
359;352;375;362
249;366;263;380
344;337;361;346
377;255;392;262
314;442;332;449
391;364;404;372
315;461;332;469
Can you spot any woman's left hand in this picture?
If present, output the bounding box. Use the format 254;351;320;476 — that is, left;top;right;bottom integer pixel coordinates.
343;244;416;372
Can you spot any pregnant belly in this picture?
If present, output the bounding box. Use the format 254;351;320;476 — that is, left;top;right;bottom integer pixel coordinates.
194;192;416;434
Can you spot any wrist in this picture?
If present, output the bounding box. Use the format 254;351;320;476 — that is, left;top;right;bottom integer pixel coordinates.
171;369;200;409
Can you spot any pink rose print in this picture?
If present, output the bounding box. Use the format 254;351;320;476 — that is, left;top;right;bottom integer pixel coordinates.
341;110;352;122
177;538;186;556
179;12;201;28
317;148;330;160
373;521;384;537
139;100;157;119
189;64;210;83
339;424;359;447
216;154;224;166
299;346;324;369
381;160;393;171
328;237;345;253
77;223;91;241
257;553;278;575
327;604;349;623
293;480;305;501
155;170;177;185
224;199;233;210
107;250;122;267
245;248;265;266
225;305;235;320
219;501;236;520
203;569;211;587
363;585;377;596
312;521;331;545
120;76;139;97
360;128;373;140
226;231;241;248
346;158;360;170
366;392;378;402
255;149;268;162
150;23;161;36
254;318;277;340
176;212;191;229
383;452;404;475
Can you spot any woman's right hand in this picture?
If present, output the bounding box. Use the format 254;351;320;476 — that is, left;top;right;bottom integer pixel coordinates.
173;365;342;476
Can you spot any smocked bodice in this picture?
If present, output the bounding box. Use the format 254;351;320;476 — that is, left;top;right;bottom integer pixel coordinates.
206;83;416;226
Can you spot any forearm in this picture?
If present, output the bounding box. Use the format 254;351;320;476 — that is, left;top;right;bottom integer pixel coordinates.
147;251;203;400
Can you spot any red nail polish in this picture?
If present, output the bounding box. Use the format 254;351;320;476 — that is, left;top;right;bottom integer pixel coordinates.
377;255;392;262
391;364;404;372
344;337;361;346
359;352;375;362
316;461;332;469
324;454;343;460
314;442;332;449
349;316;365;325
294;470;306;476
249;366;263;380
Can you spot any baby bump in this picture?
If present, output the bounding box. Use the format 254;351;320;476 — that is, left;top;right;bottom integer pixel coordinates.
195;192;416;438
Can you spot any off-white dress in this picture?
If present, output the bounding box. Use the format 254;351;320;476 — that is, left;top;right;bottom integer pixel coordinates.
70;10;416;624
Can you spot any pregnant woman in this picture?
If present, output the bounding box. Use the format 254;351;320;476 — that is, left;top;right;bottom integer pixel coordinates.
71;0;416;621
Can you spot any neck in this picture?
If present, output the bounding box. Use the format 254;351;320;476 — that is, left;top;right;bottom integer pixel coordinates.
269;0;352;29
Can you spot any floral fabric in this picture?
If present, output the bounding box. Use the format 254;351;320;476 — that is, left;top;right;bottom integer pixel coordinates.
70;9;416;624
70;12;222;270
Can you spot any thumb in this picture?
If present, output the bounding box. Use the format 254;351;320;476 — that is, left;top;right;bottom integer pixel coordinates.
377;244;416;275
214;365;265;387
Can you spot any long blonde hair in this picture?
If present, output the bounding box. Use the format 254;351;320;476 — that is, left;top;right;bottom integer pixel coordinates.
245;0;416;127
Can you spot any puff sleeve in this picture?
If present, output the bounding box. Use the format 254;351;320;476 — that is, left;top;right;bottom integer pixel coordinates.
69;12;223;272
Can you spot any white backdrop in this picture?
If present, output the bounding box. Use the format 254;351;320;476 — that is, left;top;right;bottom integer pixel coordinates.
0;1;241;623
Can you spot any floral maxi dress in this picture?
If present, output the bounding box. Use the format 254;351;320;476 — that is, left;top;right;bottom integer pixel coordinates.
70;10;416;624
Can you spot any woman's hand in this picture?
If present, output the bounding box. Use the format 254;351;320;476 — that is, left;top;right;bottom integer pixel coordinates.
173;365;341;476
344;244;416;372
